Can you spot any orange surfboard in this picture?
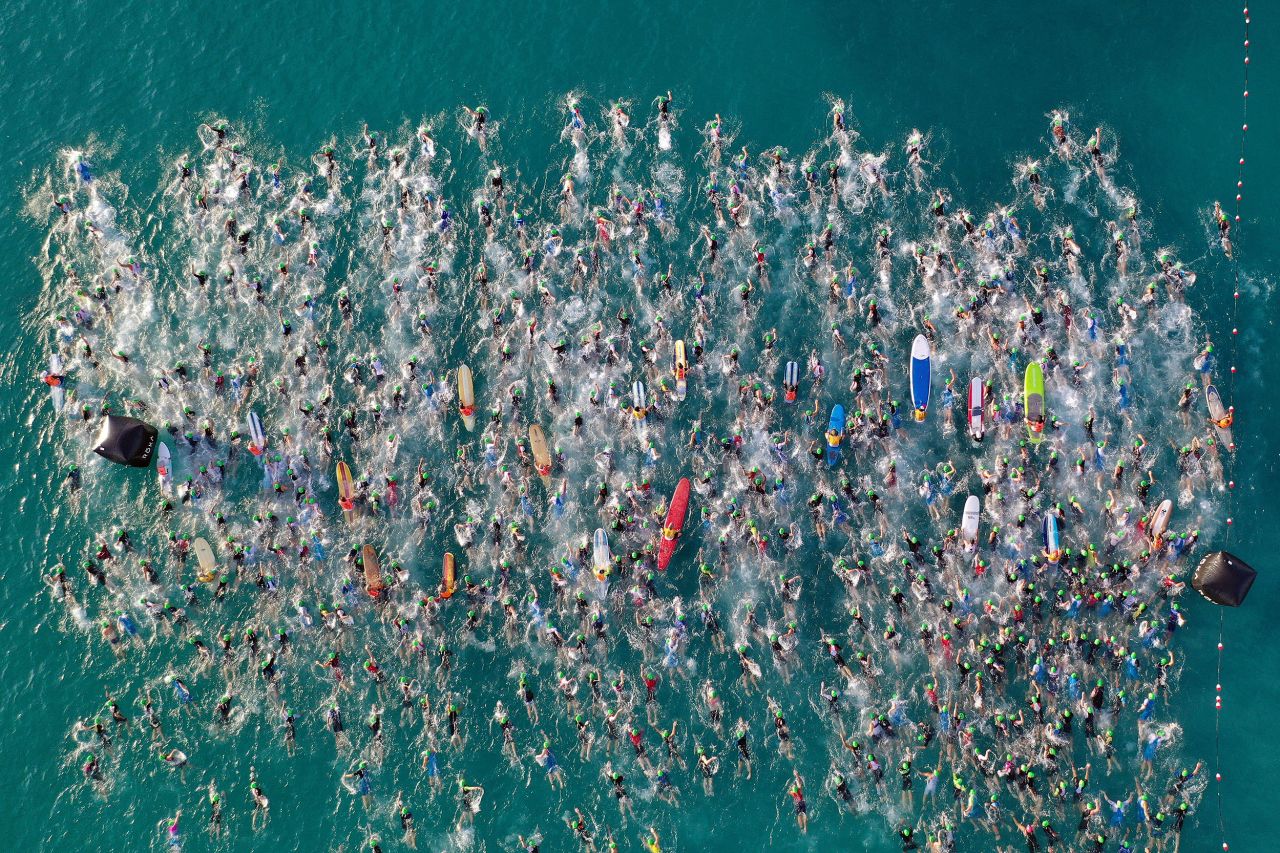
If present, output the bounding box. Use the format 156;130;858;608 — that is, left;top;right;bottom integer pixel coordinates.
441;552;456;599
362;544;385;597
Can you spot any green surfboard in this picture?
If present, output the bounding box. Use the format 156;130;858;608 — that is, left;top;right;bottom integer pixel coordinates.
1024;361;1045;445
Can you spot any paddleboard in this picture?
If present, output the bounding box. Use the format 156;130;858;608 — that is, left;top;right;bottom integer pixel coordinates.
1042;513;1062;562
48;354;65;413
632;380;647;420
673;339;688;401
1205;385;1235;451
657;478;691;571
1024;361;1045;444
592;528;612;580
960;495;980;552
156;443;172;495
457;365;476;431
441;552;456;599
1149;498;1173;547
528;424;552;484
194;537;217;583
336;461;356;524
247;410;266;456
967;377;985;440
910;335;931;421
825;404;845;467
362;544;385;597
784;360;799;403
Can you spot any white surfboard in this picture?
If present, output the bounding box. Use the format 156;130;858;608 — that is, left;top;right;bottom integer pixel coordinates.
967;377;984;440
592;528;611;580
48;354;65;413
1149;498;1173;545
247;410;266;456
156;443;172;495
960;495;980;552
194;537;217;583
674;340;688;401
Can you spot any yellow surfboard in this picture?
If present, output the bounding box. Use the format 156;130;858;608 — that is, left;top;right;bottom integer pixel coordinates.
336;461;356;525
457;365;476;431
673;339;688;401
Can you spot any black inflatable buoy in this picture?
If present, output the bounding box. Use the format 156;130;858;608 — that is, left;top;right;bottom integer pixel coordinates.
1191;550;1256;607
93;416;158;468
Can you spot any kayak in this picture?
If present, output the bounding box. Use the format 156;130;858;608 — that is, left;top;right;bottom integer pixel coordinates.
673;339;688;401
967;377;984;441
528;424;552;485
783;360;799;403
457;365;476;431
336;461;356;524
657;478;691;571
362;544;385;597
194;537;217;583
825;404;845;467
960;495;980;552
247;410;266;456
592;528;612;580
441;552;456;599
910;335;931;421
1205;385;1235;451
1024;361;1045;444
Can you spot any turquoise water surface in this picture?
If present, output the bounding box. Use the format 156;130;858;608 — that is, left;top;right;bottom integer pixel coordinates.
2;3;1277;852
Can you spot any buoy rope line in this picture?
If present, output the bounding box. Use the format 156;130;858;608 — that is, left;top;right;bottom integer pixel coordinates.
1214;7;1249;852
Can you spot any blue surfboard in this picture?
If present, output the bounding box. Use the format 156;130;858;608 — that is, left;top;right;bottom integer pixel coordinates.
825;404;846;467
1042;512;1061;561
910;334;931;421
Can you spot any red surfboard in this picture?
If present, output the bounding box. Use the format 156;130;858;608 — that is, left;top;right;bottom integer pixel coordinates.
657;477;691;571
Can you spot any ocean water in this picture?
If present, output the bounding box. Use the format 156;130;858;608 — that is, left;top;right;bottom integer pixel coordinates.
2;2;1277;852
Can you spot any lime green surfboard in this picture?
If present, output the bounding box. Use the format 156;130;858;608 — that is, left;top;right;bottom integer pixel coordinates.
1024;361;1045;445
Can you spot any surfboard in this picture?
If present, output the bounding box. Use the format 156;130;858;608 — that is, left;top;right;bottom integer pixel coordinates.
336;461;356;524
193;537;217;583
1205;385;1235;451
960;495;980;552
825;404;846;467
592;527;612;580
156;442;172;495
247;410;266;456
967;377;985;441
362;544;385;597
632;380;647;420
784;360;799;403
910;335;931;421
48;354;65;413
441;552;456;599
457;365;476;431
1149;498;1173;547
1042;513;1062;563
528;424;552;485
1024;361;1045;445
673;339;688;401
657;478;691;571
